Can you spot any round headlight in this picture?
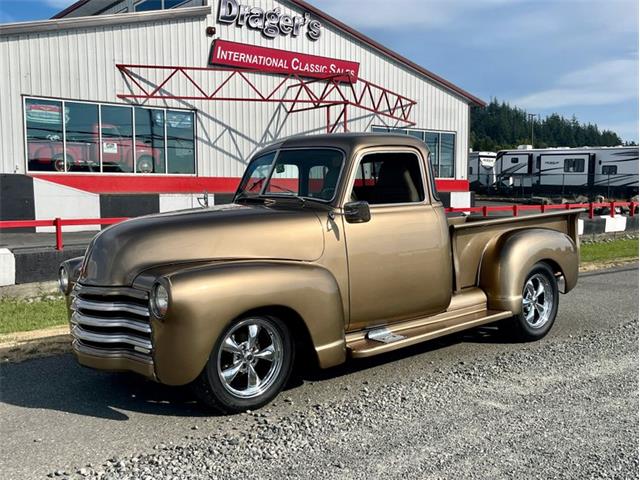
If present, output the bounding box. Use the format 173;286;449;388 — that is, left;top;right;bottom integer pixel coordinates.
150;283;169;318
58;266;69;294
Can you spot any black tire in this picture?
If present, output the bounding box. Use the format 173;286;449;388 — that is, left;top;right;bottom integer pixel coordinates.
137;155;154;173
507;262;559;341
192;315;294;414
52;153;71;172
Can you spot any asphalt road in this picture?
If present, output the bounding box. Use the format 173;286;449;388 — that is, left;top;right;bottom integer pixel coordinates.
1;265;638;479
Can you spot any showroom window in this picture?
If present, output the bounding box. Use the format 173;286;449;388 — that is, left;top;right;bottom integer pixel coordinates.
24;97;196;174
371;126;456;178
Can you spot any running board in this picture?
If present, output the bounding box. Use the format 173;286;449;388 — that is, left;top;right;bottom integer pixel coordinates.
347;309;512;358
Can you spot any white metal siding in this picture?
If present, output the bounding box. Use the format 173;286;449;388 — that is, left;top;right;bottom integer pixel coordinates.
0;0;471;181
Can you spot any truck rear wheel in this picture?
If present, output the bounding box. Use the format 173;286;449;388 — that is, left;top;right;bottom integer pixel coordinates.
137;155;154;173
52;153;71;172
192;315;294;414
508;262;559;341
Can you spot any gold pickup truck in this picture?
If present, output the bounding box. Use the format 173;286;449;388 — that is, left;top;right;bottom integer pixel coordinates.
59;133;581;413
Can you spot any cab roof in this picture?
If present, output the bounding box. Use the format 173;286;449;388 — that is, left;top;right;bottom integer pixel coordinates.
261;132;429;157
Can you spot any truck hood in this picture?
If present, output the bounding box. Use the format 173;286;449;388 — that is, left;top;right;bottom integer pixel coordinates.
80;203;325;286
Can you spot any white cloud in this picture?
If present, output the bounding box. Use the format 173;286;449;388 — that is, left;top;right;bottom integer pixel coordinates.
314;0;639;59
316;0;523;29
513;58;639;109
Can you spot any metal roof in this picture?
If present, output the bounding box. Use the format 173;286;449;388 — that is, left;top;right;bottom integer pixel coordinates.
50;0;486;107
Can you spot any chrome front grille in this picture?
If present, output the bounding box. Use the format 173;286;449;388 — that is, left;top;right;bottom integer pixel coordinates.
70;284;153;363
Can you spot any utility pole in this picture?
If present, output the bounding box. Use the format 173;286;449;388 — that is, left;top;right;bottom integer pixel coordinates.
527;113;536;147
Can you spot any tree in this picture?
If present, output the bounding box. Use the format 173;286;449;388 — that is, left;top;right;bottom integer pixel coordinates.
470;99;623;151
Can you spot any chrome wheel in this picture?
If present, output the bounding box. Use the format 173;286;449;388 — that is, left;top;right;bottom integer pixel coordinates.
522;273;553;329
137;156;153;173
217;318;284;399
52;154;67;172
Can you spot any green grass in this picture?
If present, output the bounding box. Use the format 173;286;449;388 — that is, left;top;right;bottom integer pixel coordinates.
581;238;639;263
0;297;68;335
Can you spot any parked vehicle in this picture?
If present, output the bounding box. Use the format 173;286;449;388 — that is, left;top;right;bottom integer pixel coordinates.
468;151;497;189
495;147;535;191
492;146;639;197
59;133;581;413
27;123;163;173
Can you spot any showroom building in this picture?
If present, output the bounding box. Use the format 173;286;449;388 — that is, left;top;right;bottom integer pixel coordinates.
0;0;485;229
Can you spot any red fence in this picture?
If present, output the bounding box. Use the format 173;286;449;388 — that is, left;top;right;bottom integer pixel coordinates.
446;201;636;219
0;202;635;251
0;217;127;251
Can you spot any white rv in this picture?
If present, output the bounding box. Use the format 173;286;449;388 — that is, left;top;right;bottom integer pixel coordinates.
494;146;639;197
468;151;497;189
495;147;534;191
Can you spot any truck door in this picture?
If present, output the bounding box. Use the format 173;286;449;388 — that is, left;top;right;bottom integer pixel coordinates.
341;148;453;331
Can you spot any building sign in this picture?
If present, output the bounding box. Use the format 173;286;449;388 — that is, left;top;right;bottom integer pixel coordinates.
209;40;360;82
217;0;321;41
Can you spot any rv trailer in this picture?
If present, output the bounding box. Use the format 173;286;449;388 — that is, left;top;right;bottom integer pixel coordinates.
495;145;535;192
468;151;497;190
493;146;638;197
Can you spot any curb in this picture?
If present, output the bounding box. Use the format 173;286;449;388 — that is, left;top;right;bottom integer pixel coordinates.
0;325;71;363
579;258;638;273
0;280;58;299
0;246;86;287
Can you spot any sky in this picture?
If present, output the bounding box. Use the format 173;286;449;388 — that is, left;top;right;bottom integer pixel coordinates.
1;0;638;142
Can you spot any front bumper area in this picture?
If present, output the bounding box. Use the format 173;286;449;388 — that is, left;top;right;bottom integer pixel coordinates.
73;340;156;379
69;283;157;381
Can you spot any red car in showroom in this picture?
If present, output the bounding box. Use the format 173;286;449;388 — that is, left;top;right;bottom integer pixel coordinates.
27;122;163;173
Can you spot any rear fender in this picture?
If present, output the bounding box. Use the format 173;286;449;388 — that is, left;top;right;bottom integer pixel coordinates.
479;228;578;314
152;261;346;386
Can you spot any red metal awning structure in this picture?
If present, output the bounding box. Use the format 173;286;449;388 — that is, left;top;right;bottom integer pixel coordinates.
116;64;417;133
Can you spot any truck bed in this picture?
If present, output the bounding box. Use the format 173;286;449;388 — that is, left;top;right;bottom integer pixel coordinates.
448;210;583;291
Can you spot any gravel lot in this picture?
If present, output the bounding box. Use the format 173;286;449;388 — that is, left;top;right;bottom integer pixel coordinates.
75;321;639;480
1;266;638;479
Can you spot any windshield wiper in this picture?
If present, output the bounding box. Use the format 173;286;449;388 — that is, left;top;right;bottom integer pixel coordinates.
236;191;333;211
246;177;266;192
261;195;333;211
268;184;297;194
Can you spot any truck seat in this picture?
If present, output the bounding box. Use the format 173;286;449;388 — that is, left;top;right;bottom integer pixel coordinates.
372;162;420;203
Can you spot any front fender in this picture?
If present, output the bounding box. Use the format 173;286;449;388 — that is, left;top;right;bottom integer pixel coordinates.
151;261;346;386
479;228;578;314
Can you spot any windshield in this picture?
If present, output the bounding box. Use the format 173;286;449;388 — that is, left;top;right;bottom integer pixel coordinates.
236;148;345;202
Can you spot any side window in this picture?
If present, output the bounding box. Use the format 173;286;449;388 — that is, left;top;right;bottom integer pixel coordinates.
351;152;425;205
602;165;618;175
564;158;585;173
